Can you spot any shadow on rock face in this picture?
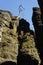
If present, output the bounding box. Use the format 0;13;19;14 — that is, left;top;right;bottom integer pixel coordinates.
1;61;17;65
17;52;38;65
37;0;43;8
17;18;30;35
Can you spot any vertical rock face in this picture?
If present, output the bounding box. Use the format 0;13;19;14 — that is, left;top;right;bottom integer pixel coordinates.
17;19;30;34
37;0;43;8
32;7;42;26
37;0;43;22
17;19;41;65
32;7;43;65
0;10;41;65
0;10;19;65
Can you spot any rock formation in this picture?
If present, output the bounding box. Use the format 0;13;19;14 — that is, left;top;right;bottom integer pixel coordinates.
32;0;43;64
37;0;43;8
37;0;43;23
0;9;41;65
17;19;41;65
0;10;19;65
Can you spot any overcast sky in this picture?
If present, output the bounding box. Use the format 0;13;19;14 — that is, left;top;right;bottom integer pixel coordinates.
0;0;39;30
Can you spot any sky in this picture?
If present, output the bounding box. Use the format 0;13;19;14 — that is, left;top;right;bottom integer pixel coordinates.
0;0;39;30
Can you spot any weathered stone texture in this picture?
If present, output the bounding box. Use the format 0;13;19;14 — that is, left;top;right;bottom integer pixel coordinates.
0;10;19;64
0;10;41;65
18;32;41;65
17;19;41;65
32;7;43;65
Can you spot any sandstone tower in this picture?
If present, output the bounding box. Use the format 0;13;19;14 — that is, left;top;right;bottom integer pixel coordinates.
32;1;43;64
0;10;20;65
0;10;41;65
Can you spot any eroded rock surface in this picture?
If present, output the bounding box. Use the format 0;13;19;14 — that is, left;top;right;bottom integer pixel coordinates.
17;19;41;65
0;10;41;65
0;10;19;64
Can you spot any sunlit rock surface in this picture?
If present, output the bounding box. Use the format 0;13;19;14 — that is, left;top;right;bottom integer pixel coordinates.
0;10;41;65
0;10;19;64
